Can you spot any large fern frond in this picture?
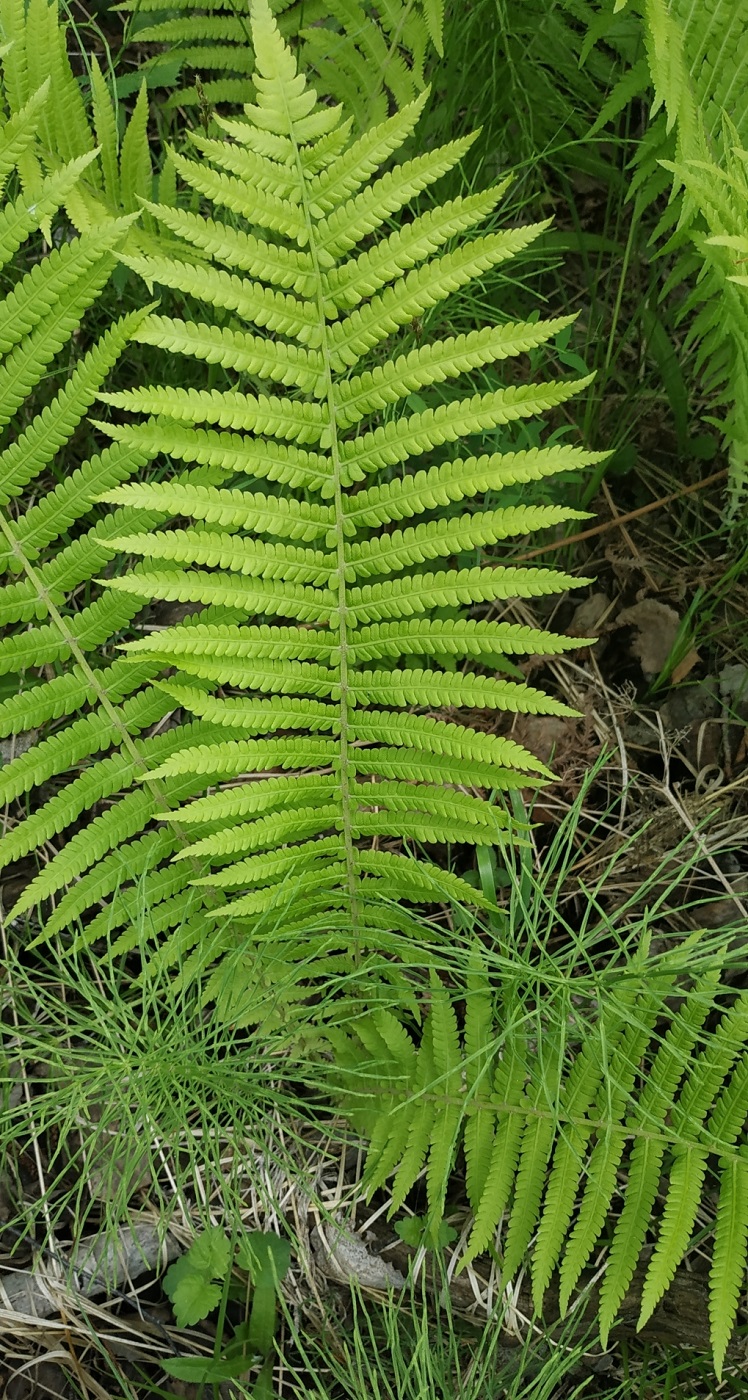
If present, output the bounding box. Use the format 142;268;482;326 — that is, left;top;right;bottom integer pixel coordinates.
9;5;597;1024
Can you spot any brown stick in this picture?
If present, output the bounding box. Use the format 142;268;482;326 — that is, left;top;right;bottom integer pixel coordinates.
514;467;728;561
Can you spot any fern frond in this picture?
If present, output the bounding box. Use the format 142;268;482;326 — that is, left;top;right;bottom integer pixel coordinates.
0;150;95;269
0;317;152;511
333;954;748;1366
2;441;154;558
531;986;644;1310
174;803;342;862
14;0;602;1159
461;947;496;1207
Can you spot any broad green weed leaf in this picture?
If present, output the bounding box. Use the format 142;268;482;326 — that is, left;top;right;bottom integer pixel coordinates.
163;1224;231;1326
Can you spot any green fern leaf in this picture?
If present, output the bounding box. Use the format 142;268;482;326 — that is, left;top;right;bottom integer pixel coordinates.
346;619;585;664
424;977;462;1234
335;315;575;417
577;971;719;1325
344;506;587;579
329;231;556;367
501;1036;564;1283
348;668;577;716
346;565;588;625
342;447;606;530
460;1040;529;1270
530;992;641;1312
463;948;497;1212
153;685;341;732
388;1014;437;1213
316;136;478;259
633;994;748;1337
327;184;513;313
96;419;333;492
131;315;322;391
710;1150;748;1378
192;836;345;890
139;199;318;293
13;2;596;1063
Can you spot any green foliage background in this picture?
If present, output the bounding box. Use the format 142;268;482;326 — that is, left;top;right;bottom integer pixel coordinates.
0;0;747;1385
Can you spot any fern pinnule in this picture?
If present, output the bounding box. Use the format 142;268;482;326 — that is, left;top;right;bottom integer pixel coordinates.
529;996;640;1312
459;1034;530;1270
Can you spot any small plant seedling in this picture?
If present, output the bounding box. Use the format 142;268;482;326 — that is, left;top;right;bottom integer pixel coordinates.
162;1226;291;1391
395;1215;458;1250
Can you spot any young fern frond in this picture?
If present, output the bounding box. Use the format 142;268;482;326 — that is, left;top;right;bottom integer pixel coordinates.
329;956;748;1374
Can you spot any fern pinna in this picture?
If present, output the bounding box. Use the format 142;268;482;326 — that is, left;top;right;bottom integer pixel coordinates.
328;949;748;1375
0;0;603;1000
